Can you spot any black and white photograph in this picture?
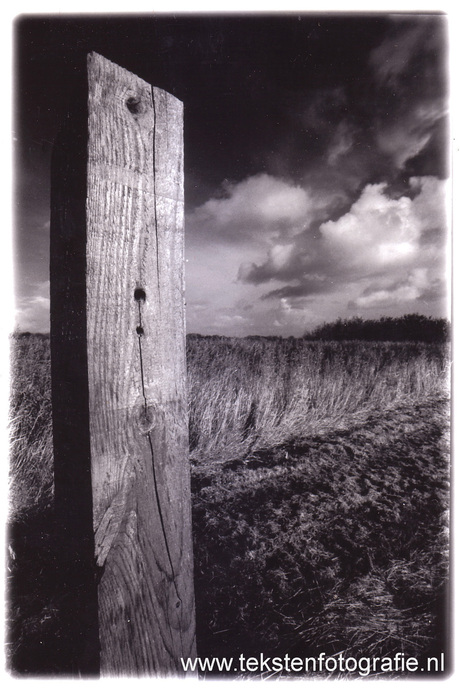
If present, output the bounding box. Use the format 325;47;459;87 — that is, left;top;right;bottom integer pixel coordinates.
7;9;451;680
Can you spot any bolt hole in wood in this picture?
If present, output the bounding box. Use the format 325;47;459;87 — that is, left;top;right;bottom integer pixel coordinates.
134;287;146;302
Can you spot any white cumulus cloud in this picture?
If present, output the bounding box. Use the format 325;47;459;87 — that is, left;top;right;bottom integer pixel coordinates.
241;176;447;317
186;173;322;246
320;183;420;271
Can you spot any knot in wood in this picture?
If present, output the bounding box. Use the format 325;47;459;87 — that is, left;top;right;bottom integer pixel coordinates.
138;404;155;435
126;95;145;116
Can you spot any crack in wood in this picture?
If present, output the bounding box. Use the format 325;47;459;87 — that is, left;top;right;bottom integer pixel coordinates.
151;86;161;294
136;296;184;631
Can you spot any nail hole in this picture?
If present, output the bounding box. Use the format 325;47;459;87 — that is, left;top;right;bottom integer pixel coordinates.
134;288;146;302
126;96;142;115
136;326;144;336
176;601;181;608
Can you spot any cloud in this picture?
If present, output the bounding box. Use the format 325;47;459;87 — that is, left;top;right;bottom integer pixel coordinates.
181;16;448;336
298;86;348;133
327;122;354;166
369;17;447;171
369;20;433;87
240;177;447;312
375;101;446;171
185;163;447;336
185;172;356;335
320;182;420;271
238;243;300;285
15;280;50;332
350;268;438;309
186;174;314;246
261;278;335;301
409;175;449;240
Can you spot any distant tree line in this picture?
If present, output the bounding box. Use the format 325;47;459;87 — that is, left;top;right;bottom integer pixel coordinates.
12;331;49;339
303;314;450;343
15;314;449;344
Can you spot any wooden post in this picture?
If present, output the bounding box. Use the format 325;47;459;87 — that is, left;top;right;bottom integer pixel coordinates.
50;52;195;676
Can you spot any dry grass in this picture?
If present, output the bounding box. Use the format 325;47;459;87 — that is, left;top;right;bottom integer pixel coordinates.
187;336;449;466
7;334;62;674
9;333;54;523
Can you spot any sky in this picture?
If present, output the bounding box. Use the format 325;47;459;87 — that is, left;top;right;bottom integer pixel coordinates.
13;12;450;336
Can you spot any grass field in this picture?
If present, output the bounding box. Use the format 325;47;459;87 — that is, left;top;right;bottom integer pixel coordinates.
7;332;450;677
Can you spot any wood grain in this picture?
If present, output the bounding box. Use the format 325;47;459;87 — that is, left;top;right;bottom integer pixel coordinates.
51;52;195;676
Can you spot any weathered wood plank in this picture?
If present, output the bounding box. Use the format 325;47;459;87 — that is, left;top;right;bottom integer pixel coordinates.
50;52;195;676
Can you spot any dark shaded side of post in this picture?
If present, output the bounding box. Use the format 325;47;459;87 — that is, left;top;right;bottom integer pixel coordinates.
49;59;100;676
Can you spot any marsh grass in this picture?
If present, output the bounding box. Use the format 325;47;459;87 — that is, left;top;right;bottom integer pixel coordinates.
187;336;449;466
9;333;53;523
8;333;60;674
7;332;450;677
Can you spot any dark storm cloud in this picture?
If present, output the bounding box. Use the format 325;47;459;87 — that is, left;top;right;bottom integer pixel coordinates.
261;278;336;301
259;15;447;192
368;16;447;172
230;15;448;318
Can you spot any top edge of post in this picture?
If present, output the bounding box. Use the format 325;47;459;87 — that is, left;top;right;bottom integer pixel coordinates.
86;51;183;107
